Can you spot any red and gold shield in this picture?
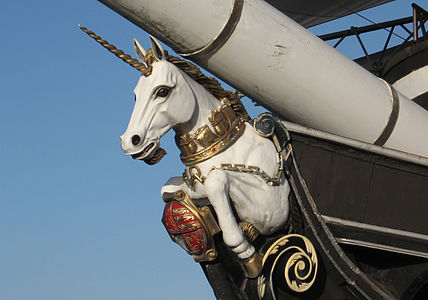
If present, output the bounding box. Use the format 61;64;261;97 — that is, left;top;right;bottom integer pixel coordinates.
162;202;208;256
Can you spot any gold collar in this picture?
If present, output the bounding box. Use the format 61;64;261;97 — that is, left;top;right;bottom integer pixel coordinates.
175;98;248;165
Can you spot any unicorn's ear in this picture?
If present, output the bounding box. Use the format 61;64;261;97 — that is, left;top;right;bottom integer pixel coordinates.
133;38;147;62
150;36;166;61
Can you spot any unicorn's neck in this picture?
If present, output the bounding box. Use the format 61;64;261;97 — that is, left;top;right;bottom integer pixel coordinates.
174;78;221;136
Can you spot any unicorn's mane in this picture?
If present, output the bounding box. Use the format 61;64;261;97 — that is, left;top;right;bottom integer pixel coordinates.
167;55;228;99
144;49;248;119
169;55;249;119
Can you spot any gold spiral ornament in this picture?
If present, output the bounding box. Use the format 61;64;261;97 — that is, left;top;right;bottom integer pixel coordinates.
283;236;317;292
258;234;318;299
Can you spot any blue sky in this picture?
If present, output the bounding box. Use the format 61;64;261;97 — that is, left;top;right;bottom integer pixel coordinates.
0;1;424;299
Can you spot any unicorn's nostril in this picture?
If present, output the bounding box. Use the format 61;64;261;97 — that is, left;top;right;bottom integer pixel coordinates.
131;135;141;146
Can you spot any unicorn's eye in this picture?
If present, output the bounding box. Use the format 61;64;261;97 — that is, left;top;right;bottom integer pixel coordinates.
155;87;170;98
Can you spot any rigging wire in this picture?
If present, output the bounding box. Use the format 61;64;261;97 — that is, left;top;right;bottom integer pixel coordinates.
328;0;408;42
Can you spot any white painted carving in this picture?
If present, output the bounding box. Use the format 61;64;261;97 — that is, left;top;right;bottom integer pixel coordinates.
120;37;290;260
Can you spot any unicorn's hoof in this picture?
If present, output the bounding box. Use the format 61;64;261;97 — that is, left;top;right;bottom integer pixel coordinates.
243;252;263;278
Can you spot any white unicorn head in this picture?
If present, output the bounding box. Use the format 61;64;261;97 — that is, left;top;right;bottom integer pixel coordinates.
120;37;201;164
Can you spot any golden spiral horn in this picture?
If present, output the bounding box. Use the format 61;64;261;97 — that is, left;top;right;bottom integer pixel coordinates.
79;25;152;76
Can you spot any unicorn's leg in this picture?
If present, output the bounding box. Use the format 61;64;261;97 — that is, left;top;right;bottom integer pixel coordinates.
161;176;206;200
223;174;290;235
204;170;255;260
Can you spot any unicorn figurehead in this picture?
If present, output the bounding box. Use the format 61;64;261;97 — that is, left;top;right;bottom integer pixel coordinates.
80;26;293;279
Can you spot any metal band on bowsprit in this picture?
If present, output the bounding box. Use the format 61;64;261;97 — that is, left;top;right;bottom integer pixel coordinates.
374;84;400;146
178;0;243;60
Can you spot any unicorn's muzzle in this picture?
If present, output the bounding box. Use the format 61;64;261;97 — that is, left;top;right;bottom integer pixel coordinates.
131;142;167;165
131;142;155;159
121;134;166;165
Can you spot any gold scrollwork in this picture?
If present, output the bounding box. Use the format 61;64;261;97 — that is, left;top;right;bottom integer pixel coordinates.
259;234;318;297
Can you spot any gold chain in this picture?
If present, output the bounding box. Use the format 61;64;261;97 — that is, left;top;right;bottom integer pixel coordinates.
183;144;292;189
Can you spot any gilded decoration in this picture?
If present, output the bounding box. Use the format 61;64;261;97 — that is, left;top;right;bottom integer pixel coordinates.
194;125;218;148
239;221;260;242
182;120;293;190
176;97;248;166
175;133;198;156
79;25;152;75
258;234;318;298
162;190;220;262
